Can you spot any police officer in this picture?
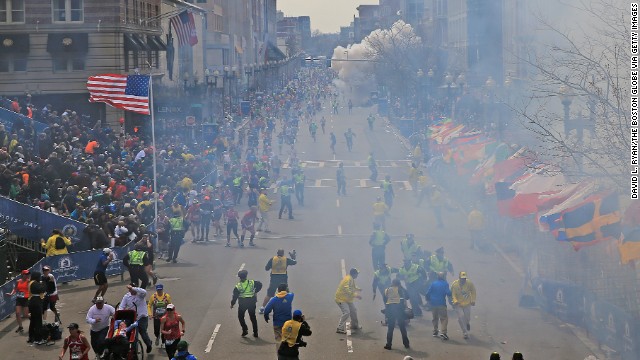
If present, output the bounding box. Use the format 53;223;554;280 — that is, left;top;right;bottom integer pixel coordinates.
293;169;305;206
368;152;378;181
381;175;395;210
123;241;150;289
398;259;427;317
426;247;454;285
336;162;347;196
261;249;297;313
368;224;390;270
278;177;294;220
233;174;243;205
383;279;410;350
400;234;421;261
167;211;187;263
230;270;263;337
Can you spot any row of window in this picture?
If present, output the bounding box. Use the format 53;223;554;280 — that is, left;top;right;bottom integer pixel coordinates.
0;0;83;23
0;51;160;73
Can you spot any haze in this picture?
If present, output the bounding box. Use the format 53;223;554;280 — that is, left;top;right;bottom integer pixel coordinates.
278;0;379;33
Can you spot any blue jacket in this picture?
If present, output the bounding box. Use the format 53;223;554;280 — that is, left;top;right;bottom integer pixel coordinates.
426;279;452;307
171;350;197;360
264;291;294;327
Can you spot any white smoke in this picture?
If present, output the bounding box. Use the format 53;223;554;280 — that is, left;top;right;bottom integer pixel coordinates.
332;20;421;105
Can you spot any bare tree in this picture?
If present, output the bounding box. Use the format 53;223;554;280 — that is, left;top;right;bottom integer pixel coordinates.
512;0;629;190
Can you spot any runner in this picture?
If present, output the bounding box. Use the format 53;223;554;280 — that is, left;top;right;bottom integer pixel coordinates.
240;206;259;247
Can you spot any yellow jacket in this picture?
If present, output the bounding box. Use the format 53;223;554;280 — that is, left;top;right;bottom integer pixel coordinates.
373;201;388;216
335;275;360;303
41;234;72;256
467;209;485;230
258;193;273;212
451;279;476;307
147;292;172;315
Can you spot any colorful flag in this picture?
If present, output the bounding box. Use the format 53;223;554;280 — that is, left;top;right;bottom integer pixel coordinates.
538;182;597;233
87;74;150;115
618;227;640;264
170;10;198;47
560;192;622;250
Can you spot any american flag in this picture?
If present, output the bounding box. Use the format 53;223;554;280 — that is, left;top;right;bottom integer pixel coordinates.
170;10;198;47
87;74;150;115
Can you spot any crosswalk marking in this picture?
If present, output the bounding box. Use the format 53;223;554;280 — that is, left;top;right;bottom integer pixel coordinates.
282;159;411;169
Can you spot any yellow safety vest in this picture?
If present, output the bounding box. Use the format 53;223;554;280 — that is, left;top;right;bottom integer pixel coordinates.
382;181;391;192
128;250;145;266
399;264;420;284
281;319;302;348
233;177;242;186
371;230;386;246
401;239;418;259
385;286;401;304
429;255;449;273
236;280;256;298
374;268;392;287
294;174;304;184
169;217;184;231
280;185;291;196
271;256;287;275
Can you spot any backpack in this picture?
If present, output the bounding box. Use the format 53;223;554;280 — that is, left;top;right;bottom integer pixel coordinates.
55;236;66;250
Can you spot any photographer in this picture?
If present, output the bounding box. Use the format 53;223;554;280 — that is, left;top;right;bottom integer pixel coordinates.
277;309;311;360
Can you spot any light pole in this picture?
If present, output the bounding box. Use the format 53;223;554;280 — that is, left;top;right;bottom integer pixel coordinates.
484;76;496;131
501;75;512;140
417;69;424;120
427;68;434;118
445;73;453;117
559;84;573;138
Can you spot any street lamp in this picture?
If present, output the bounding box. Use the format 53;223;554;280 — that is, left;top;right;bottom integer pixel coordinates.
484;76;496;131
417;69;424;119
559;84;573;138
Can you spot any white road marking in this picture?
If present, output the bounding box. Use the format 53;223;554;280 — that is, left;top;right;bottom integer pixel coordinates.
238;263;246;272
359;179;367;188
338;225;342;235
204;323;221;353
315;179;322;187
340;258;346;277
401;181;413;191
336;199;340;207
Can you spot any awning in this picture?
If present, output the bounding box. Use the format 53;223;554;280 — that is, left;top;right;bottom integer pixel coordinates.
124;33;149;51
146;35;167;51
132;34;151;51
266;41;286;61
0;34;30;53
47;33;88;53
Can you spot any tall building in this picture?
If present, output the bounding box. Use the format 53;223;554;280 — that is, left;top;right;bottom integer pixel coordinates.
354;5;380;42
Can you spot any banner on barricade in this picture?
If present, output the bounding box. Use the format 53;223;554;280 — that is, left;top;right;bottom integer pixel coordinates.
0;196;87;244
531;277;584;326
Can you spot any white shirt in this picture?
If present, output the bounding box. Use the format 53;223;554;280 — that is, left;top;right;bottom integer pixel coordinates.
135;149;146;163
86;304;116;332
118;288;149;319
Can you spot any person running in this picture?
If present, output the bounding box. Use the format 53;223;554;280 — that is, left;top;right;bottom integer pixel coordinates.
59;323;91;360
230;270;263;338
261;249;297;313
225;205;241;247
367;114;375;130
263;283;294;348
293;169;305;206
336;162;347;196
308;121;318;142
277;309;312;360
450;271;477;339
42;265;59;321
149;284;172;347
348;99;353;114
400;234;422;261
85;296;115;358
398;259;427;318
118;284;153;353
257;188;273;232
330;132;337;154
93;248;114;303
426;272;453;340
211;197;224;238
320;117;326;134
171;341;197;360
383;279;410;350
372;196;389;230
278;177;294;220
344;129;355;152
6;270;30;333
160;304;186;359
123;241;151;288
368;152;378;182
381;175;395;210
335;268;362;334
186;199;202;242
167;211;187;263
240;206;259;247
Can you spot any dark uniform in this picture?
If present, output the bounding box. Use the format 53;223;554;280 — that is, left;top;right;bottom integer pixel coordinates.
384;282;410;350
124;245;150;289
279;181;294;219
231;271;263;337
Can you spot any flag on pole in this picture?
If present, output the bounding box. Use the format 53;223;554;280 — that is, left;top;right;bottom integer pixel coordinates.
87;74;150;115
170;10;198;47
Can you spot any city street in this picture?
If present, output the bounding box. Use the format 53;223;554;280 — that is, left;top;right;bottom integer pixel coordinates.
0;104;598;360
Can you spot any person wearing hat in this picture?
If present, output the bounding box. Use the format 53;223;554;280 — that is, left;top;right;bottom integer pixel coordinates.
335;267;362;334
160;303;186;359
261;249;297;313
426;247;454;285
93;248;114;303
489;352;501;360
42;265;59;321
278;175;294;220
171;340;197;360
149;284;172;347
257;188;274;232
450;271;477;339
41;228;72;257
6;269;30;333
123;240;151;289
263;283;295;348
59;323;91;360
167;210;187;263
425;272;453;340
398;258;427;318
118;284;153;353
85;296;115;357
277;309;312;360
230;270;263;337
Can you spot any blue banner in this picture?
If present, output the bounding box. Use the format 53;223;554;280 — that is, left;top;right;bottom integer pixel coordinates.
0;196;88;246
0;242;135;321
0;107;49;134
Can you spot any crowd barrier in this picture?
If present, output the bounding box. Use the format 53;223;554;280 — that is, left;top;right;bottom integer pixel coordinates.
0;241;135;321
0;107;49;134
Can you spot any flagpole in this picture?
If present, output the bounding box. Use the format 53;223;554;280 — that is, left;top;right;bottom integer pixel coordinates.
148;73;159;229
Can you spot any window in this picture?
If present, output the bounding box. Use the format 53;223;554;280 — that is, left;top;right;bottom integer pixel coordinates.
0;0;25;23
52;0;83;22
52;55;85;72
0;55;27;72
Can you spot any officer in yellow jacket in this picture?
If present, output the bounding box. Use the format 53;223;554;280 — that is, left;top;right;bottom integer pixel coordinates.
335;268;362;334
450;271;476;339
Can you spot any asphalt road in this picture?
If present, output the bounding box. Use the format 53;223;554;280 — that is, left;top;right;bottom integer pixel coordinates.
0;103;598;360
